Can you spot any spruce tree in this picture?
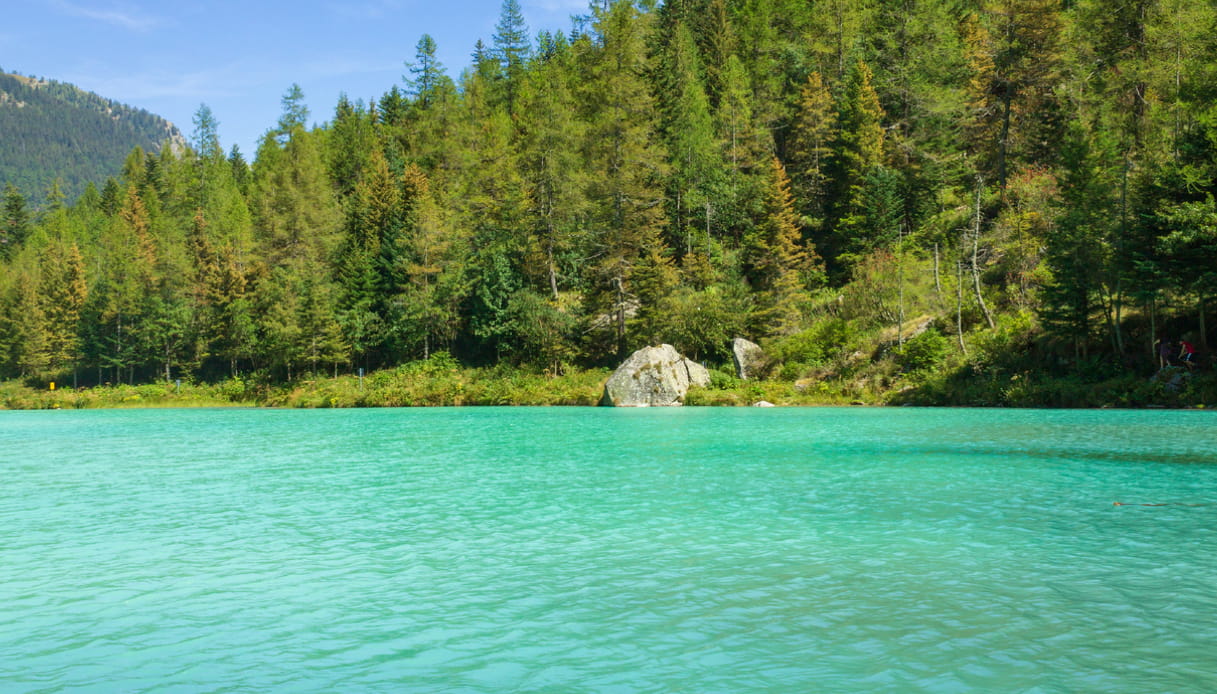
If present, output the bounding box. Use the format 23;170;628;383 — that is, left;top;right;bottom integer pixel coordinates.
492;0;531;110
657;21;723;258
1;183;31;261
826;60;886;276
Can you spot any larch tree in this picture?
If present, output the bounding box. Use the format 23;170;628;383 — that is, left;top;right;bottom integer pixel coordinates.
748;157;821;336
582;0;672;357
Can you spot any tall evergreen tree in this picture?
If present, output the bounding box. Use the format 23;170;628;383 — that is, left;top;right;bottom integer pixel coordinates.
583;0;672;356
492;0;531;110
964;0;1065;190
787;71;837;234
40;241;88;378
657;21;724;258
1;183;31;260
406;34;453;109
826;60;887;275
748;157;822;336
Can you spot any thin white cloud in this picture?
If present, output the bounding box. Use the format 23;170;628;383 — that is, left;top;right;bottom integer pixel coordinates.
323;0;405;20
525;0;589;13
52;1;160;32
61;53;398;104
62;63;273;101
303;55;402;78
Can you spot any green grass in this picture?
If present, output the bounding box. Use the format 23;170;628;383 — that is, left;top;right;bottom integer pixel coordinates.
0;380;258;410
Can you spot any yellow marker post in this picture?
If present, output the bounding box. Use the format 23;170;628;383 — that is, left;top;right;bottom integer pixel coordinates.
49;382;55;391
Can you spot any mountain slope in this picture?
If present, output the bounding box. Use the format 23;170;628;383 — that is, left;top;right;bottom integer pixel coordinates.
0;71;182;202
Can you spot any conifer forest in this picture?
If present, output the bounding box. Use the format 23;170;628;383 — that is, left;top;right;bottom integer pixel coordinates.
2;0;1216;405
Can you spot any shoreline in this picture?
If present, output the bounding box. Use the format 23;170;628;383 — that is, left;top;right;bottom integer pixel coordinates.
2;367;1211;411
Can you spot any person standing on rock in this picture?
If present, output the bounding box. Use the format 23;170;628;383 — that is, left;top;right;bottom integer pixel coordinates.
1157;335;1176;369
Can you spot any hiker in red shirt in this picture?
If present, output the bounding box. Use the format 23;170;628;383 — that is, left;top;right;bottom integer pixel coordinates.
1179;339;1197;369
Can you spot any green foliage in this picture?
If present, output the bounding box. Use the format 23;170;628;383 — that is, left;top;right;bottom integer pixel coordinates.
768;317;859;369
4;1;1217;409
0;72;180;201
897;328;949;375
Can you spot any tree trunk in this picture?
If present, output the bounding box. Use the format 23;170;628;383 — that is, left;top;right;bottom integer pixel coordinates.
547;238;559;299
1201;295;1208;348
1149;296;1157;363
933;242;942;302
972;182;995;330
957;242;967;355
897;225;905;350
615;275;626;358
998;95;1012;192
1101;288;1119;355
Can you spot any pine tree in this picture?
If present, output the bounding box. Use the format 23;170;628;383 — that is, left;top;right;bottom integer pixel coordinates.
1039;129;1112;356
657;21;724;258
492;0;531;110
278;83;310;136
250;127;341;266
191;104;223;160
40;241;88;378
388;166;469;360
583;0;672;357
10;267;51;377
327;94;376;198
1;183;31;260
826;59;886;275
406;35;453;109
516;42;589;299
964;0;1065;190
748;157;821;336
787;71;837;232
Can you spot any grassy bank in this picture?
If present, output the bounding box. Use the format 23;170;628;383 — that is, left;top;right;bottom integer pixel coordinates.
4;345;1213;411
0;380;259;410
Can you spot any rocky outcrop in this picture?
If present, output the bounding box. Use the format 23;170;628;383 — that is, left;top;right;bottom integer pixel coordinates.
732;337;766;380
601;344;710;407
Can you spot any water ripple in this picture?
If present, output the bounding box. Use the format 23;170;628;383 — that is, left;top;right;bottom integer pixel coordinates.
1;407;1215;692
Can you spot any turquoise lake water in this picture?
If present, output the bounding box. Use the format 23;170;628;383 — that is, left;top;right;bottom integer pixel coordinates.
1;407;1215;692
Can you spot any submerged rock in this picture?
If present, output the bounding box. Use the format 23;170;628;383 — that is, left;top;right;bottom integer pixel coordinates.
732;337;766;380
601;344;709;407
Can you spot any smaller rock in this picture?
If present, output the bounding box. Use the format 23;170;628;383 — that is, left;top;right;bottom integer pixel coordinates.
732;337;766;380
683;358;711;388
753;400;775;407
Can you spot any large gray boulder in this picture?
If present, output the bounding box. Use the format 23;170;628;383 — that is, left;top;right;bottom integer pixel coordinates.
601;344;709;407
732;337;767;380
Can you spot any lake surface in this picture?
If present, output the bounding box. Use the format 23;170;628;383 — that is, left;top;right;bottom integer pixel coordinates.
1;407;1215;692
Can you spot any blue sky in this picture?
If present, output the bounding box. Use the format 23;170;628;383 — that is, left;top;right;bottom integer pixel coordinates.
2;0;590;157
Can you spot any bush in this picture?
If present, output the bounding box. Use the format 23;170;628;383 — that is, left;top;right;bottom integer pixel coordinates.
767;318;857;369
707;368;740;390
898;329;949;374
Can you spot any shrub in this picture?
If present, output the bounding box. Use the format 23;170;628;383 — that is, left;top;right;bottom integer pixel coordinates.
898;329;949;374
767;318;857;370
